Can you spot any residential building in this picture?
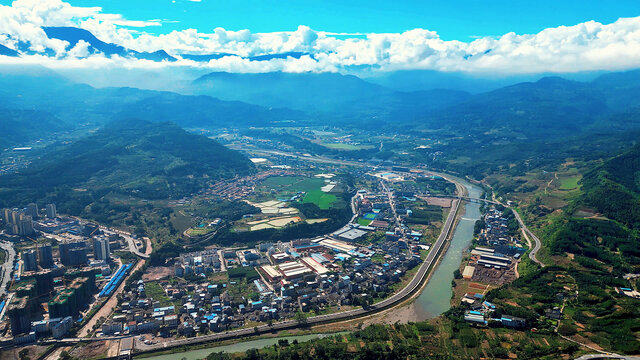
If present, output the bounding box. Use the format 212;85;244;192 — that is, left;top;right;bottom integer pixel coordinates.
46;203;57;219
38;245;54;268
22;250;38;272
93;237;111;261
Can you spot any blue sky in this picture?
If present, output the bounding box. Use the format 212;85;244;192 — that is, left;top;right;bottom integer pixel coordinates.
35;0;640;40
2;0;640;75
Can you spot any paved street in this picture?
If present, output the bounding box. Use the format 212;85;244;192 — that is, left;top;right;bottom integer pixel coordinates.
0;240;16;299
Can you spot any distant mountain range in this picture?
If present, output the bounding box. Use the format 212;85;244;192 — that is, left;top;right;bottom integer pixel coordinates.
0;26;312;63
187;68;640;138
0;66;306;149
41;27;177;62
188;71;472;119
0;44;19;57
404;71;640;140
2;43;640;152
0;119;254;213
0;107;64;149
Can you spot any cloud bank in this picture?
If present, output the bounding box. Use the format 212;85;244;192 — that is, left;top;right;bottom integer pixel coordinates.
2;0;640;75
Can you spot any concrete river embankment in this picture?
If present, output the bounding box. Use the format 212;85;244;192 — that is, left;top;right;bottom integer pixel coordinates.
412;178;482;319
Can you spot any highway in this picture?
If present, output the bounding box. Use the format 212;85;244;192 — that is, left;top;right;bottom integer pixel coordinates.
573;354;640;360
135;197;461;354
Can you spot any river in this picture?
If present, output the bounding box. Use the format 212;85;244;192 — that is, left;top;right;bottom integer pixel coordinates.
412;177;483;319
141;178;483;359
141;333;346;360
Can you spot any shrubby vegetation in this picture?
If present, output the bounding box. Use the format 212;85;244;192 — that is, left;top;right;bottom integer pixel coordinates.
228;267;260;281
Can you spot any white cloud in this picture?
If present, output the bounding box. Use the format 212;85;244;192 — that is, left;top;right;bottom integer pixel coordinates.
67;39;91;57
1;0;640;75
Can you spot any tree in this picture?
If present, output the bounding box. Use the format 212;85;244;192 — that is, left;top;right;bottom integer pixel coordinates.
19;349;30;360
360;295;373;309
295;311;307;325
453;269;462;279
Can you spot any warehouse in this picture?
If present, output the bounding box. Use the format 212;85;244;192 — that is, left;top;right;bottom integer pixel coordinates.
477;259;509;269
279;261;312;280
337;228;367;241
301;257;329;274
260;265;282;283
462;265;475;280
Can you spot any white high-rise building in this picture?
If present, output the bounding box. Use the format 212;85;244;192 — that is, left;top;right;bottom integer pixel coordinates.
93;237;111;261
46;204;57;219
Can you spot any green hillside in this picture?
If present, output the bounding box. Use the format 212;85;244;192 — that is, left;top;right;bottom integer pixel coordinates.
419;77;609;139
580;143;640;229
0;119;254;214
0;107;66;149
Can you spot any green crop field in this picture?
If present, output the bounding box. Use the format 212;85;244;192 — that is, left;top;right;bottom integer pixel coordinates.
303;190;337;209
321;142;374;151
559;175;581;190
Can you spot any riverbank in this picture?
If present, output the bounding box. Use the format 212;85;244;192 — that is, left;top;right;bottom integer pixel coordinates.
138;332;348;360
364;199;467;325
412;178;482;319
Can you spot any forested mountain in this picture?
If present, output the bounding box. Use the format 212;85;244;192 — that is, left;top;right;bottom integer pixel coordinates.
190;71;397;111
3;65;640;161
0;119;254;213
580;143;640;229
189;71;472;121
0;108;65;149
188;69;640;136
590;69;640;110
417;77;609;139
0;67;305;148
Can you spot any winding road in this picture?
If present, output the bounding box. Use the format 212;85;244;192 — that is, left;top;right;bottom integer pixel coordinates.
510;209;545;267
433;193;545;268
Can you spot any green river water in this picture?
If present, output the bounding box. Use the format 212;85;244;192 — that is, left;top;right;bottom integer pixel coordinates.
413;178;482;319
141;333;345;360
